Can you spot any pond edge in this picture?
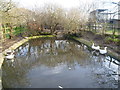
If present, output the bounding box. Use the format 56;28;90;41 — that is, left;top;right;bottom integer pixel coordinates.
0;35;55;90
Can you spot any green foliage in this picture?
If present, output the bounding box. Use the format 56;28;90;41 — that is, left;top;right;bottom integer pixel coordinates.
13;27;28;36
5;34;10;38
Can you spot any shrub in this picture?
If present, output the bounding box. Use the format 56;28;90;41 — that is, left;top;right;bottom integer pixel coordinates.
111;35;119;38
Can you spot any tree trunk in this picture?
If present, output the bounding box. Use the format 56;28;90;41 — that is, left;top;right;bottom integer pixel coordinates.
95;22;97;33
2;25;6;41
53;23;59;33
50;26;53;34
41;24;43;31
9;25;13;39
112;25;116;36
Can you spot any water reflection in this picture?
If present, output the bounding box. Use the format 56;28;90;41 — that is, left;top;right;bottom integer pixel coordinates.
2;38;120;88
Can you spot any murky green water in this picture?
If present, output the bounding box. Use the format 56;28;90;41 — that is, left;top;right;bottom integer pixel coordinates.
2;38;120;88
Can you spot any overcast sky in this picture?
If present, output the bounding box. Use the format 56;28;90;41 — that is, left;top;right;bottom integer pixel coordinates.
13;0;92;9
12;0;120;10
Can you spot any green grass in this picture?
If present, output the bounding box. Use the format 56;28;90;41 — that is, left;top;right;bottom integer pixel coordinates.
105;29;120;35
28;35;55;39
88;29;120;35
40;32;51;35
105;37;120;44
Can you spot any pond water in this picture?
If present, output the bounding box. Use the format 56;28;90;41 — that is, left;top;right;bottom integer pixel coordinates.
2;38;120;88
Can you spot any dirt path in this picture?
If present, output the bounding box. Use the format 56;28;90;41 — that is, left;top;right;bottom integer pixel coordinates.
0;37;23;53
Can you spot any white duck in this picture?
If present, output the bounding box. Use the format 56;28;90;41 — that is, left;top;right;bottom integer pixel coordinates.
6;50;12;53
5;52;15;60
99;47;107;54
92;43;100;50
6;50;14;55
58;85;63;89
24;37;29;39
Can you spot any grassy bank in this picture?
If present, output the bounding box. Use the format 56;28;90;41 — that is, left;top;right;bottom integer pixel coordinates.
27;35;55;39
69;36;120;61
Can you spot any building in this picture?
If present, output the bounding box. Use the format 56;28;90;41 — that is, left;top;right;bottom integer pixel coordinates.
89;9;108;23
89;8;120;30
109;19;120;29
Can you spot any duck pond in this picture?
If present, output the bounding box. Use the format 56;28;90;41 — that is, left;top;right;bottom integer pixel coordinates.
2;38;120;88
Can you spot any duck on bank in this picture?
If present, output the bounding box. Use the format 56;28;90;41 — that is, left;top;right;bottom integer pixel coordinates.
99;47;107;55
91;43;100;51
91;43;107;55
4;50;15;60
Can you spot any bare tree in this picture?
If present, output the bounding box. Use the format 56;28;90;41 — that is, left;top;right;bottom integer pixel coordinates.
43;4;66;34
64;8;82;33
0;0;16;39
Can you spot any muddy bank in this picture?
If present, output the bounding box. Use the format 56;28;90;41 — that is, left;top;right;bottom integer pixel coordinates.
67;32;120;61
81;31;120;54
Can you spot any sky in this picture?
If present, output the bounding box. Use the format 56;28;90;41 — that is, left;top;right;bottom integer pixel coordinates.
13;0;90;9
12;0;120;19
12;0;119;10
